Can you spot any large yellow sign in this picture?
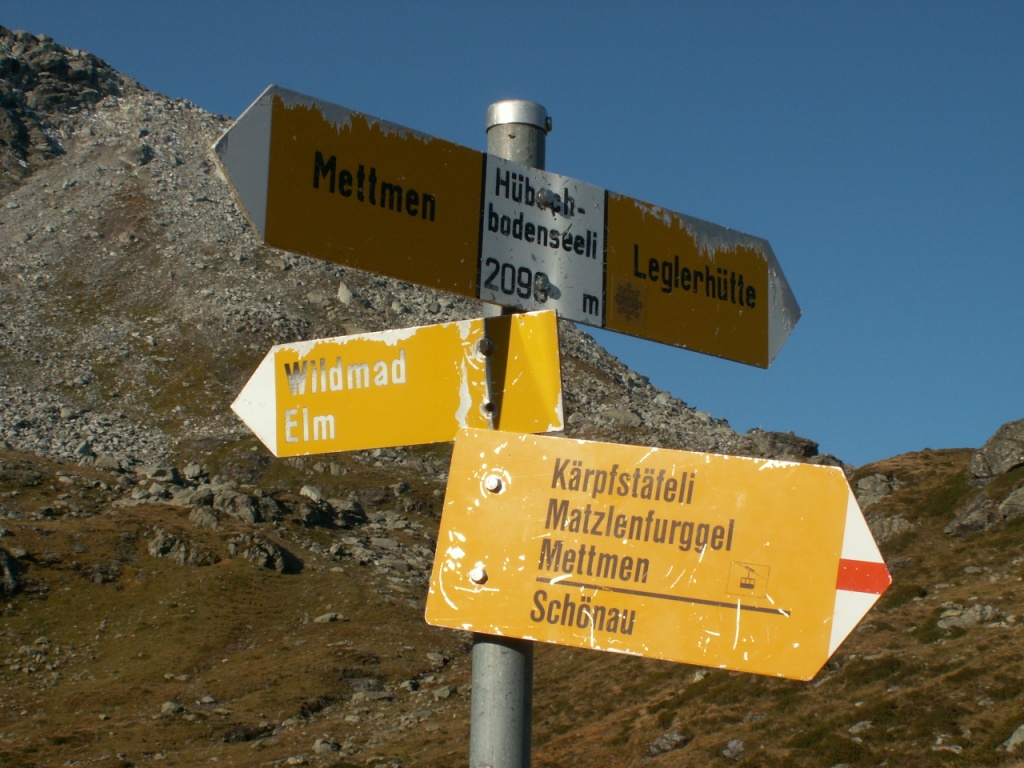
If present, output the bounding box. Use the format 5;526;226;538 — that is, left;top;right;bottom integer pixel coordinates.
426;429;890;680
215;86;801;367
232;312;562;456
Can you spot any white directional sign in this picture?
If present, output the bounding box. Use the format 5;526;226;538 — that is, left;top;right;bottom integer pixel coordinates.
426;429;891;680
232;312;563;456
480;155;606;323
214;85;800;367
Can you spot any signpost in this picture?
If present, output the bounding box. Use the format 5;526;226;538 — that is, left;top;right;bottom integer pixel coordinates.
214;85;800;368
426;428;890;681
232;311;562;456
216;89;881;766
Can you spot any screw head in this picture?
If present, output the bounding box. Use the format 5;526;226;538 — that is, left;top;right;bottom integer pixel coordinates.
484;474;503;493
476;338;494;357
469;566;488;585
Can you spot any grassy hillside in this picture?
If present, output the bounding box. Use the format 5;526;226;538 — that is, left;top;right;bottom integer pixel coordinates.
3;446;1024;767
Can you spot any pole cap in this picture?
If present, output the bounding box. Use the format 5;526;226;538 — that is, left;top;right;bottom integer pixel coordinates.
486;100;551;133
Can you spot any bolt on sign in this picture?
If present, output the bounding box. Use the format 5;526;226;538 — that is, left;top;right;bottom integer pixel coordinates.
425;429;891;681
214;85;799;367
232;311;562;456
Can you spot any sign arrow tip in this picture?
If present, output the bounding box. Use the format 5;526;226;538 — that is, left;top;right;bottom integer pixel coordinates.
232;351;279;455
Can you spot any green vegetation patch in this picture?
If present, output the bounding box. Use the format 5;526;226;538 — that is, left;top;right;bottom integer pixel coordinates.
912;608;967;644
786;723;869;764
841;654;913;686
919;469;976;519
984;464;1024;502
877;580;928;612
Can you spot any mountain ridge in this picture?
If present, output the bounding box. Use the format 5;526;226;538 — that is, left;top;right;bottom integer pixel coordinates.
0;22;835;473
2;25;1024;768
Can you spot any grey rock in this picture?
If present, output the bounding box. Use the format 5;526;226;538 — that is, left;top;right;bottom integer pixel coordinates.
90;561;121;584
0;547;20;597
313;737;340;754
648;729;691;756
1000;724;1024;752
336;280;354;305
999;487;1024;521
313;612;347;624
39;550;62;565
949;484;1024;534
722;738;745;761
188;507;219;530
161;701;184;715
306;291;333;309
140;464;182;486
346;677;383;693
327;542;345;559
869;514;914;543
598;408;642;427
351;690;392;702
856;473;904;509
172;484;215;507
291;501;330;527
182;462;205;481
329;499;366;526
937;603;1003;630
848;720;873;735
147;529;219;567
299;485;322;501
213;489;261;523
381;511;408;530
945;492;998;535
94;455;123;472
970;419;1024;479
123;142;155;166
227;534;292;573
255;494;284;522
426;652;448;669
748;429;819;461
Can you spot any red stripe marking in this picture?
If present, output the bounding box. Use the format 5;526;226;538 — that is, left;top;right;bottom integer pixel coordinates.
836;559;891;595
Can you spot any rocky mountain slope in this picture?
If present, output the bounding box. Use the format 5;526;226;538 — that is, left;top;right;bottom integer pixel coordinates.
2;25;1024;768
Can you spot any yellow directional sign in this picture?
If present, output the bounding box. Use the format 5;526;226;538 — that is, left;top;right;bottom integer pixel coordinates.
232;312;562;456
426;429;890;681
214;86;799;367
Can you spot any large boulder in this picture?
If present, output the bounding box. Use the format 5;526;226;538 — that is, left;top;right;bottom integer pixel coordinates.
969;419;1024;479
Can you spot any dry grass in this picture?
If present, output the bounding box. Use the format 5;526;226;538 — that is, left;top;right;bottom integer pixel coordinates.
3;446;1024;766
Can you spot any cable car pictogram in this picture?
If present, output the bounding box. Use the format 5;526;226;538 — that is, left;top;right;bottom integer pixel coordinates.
739;564;757;590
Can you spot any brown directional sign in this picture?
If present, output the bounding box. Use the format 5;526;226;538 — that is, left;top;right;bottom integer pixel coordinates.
214;85;800;366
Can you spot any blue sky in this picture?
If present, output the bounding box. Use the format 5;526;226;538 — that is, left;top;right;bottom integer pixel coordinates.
5;2;1022;467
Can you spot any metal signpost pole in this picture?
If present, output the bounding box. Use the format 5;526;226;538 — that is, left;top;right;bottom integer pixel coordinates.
469;99;551;768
